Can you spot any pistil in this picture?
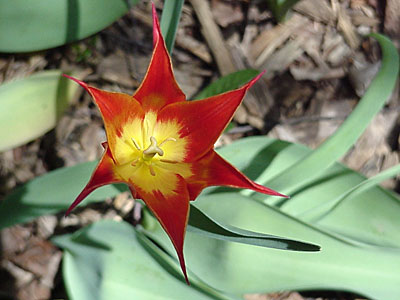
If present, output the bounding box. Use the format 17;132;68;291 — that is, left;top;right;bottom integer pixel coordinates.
143;136;164;159
131;135;177;176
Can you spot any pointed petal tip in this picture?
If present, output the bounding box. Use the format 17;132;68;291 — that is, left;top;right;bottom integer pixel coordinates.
64;192;86;217
64;208;73;217
151;2;160;47
151;2;156;18
255;183;288;198
184;274;190;285
173;235;190;285
266;189;289;198
62;74;89;90
246;70;265;88
272;190;290;198
177;255;190;285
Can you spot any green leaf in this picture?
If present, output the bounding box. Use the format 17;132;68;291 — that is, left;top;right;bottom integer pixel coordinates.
222;136;400;249
52;220;231;300
186;204;320;251
160;0;184;54
248;33;399;204
194;69;260;100
299;163;400;223
0;70;80;152
0;161;125;229
0;0;138;53
146;192;400;300
265;0;301;22
289;160;400;248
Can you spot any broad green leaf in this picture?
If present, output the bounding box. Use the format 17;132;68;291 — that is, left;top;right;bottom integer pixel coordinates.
0;0;137;53
187;205;320;251
0;161;125;229
298;163;400;248
248;33;399;204
0;70;80;152
214;135;400;248
194;69;260;100
52;220;231;300
146;193;400;300
160;0;184;54
136;196;318;252
299;163;400;223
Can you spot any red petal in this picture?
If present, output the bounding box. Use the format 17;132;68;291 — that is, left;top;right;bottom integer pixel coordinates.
133;4;186;112
66;145;121;216
63;75;144;159
187;150;287;200
135;175;190;284
158;73;264;161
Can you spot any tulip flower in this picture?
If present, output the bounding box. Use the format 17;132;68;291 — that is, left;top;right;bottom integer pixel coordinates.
64;4;286;284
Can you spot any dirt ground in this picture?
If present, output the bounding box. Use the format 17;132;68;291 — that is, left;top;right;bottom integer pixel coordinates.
0;0;399;299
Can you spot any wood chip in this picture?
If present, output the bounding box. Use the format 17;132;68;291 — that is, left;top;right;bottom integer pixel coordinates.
334;0;361;49
290;66;346;81
260;36;306;79
97;50;137;87
294;0;335;24
348;55;380;97
384;0;400;44
251;13;308;67
342;111;399;178
176;28;212;63
211;0;244;27
322;28;352;66
189;0;236;75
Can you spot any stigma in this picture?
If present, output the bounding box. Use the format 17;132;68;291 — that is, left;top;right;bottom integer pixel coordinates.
130;136;177;176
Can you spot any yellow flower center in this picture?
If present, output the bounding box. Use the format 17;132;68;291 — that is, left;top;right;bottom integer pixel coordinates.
112;112;192;195
130;135;177;176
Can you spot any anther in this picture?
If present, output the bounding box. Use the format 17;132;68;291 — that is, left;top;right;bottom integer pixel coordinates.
159;159;178;164
149;164;156;176
145;119;151;137
159;137;177;147
131;138;141;150
131;158;139;166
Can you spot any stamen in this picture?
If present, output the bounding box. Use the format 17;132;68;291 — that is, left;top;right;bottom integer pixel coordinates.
131;138;141;150
148;164;156;176
159;159;178;164
145;119;151;138
159;137;177;147
141;120;146;147
131;158;139;166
